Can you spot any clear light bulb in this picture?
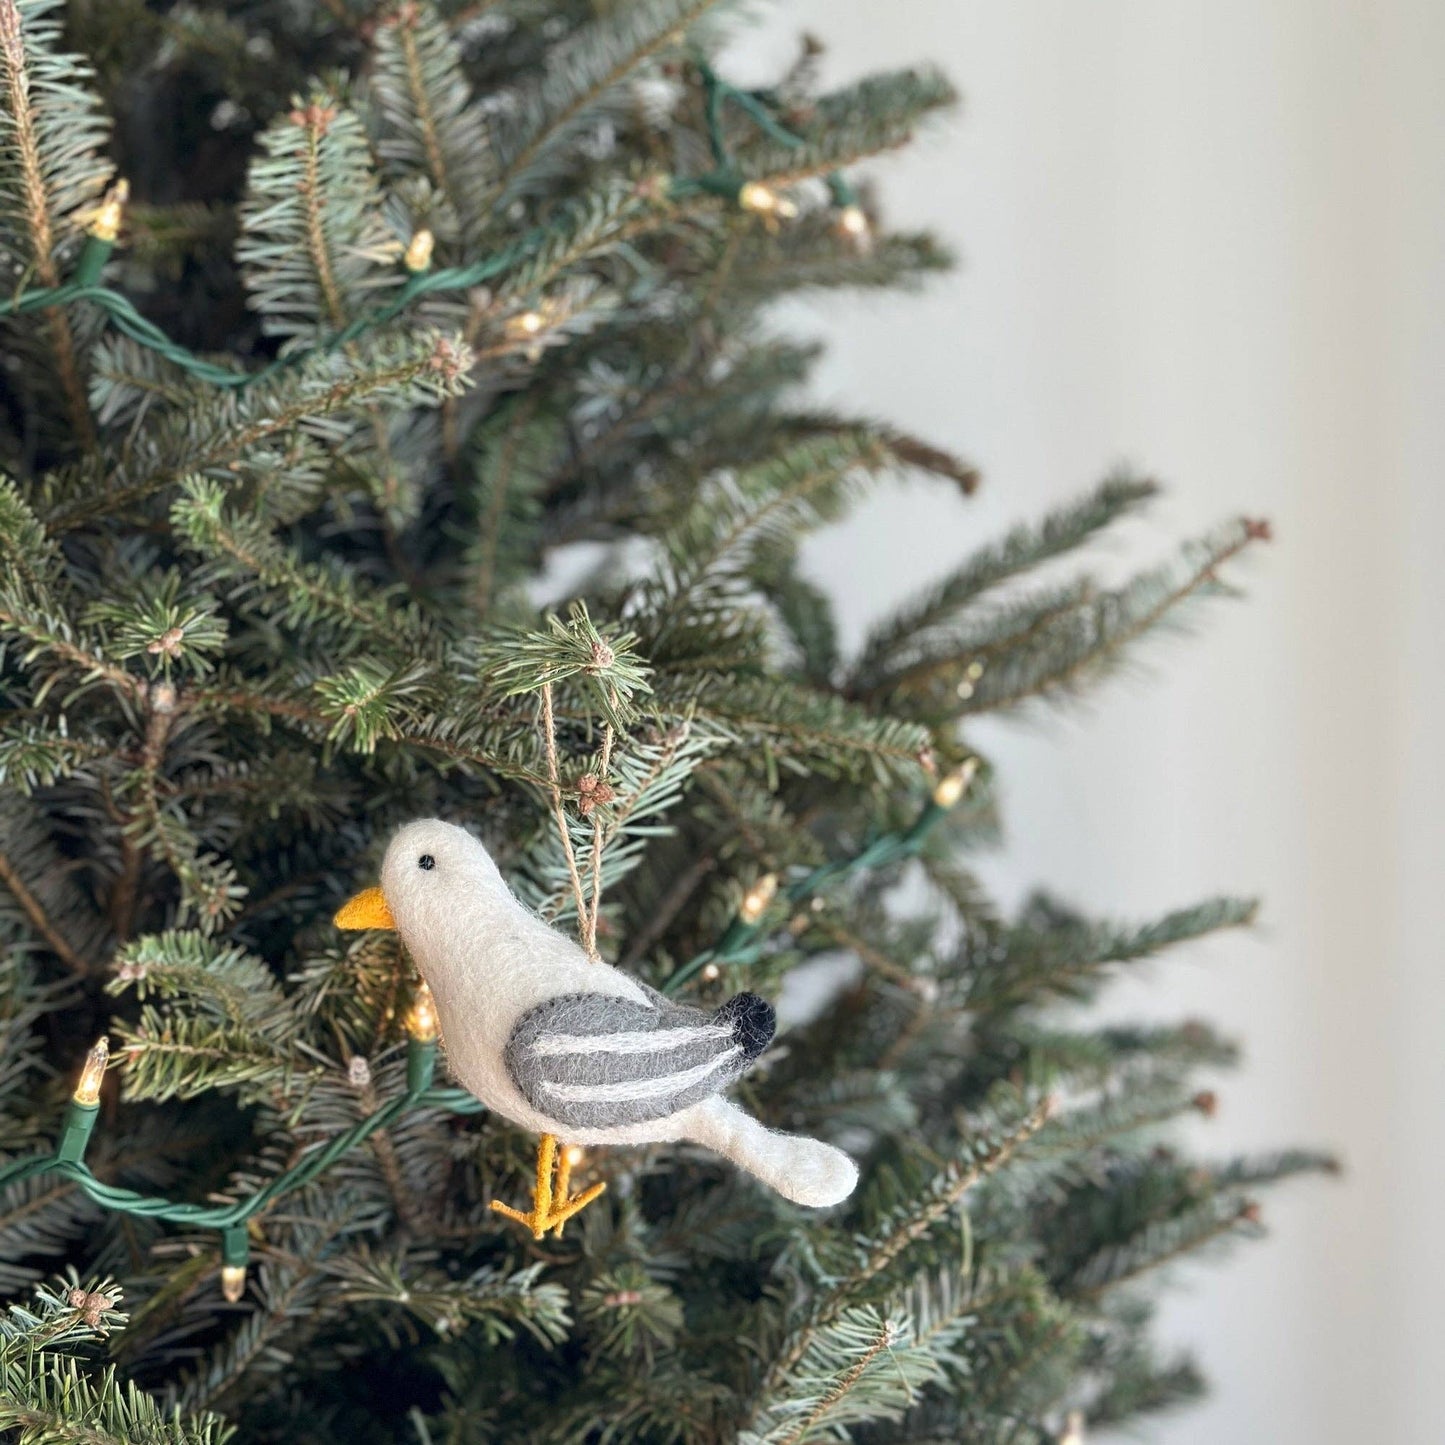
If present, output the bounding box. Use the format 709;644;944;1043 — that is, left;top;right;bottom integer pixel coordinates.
88;179;129;241
73;1036;109;1107
405;982;440;1043
738;182;797;219
220;1264;247;1303
739;873;779;924
932;758;979;809
836;203;871;247
404;228;435;273
563;1145;585;1169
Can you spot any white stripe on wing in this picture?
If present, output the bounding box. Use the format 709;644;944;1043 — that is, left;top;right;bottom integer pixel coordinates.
528;1024;732;1059
539;1046;741;1104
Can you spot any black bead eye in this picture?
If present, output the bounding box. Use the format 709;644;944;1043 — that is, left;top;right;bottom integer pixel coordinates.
417;854;435;871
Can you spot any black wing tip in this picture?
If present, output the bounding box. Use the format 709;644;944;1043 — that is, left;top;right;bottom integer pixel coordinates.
718;992;776;1061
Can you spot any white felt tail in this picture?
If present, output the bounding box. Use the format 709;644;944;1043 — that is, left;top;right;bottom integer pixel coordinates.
682;1096;858;1207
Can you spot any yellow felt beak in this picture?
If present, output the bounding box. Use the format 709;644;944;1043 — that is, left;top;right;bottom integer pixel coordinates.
334;886;395;931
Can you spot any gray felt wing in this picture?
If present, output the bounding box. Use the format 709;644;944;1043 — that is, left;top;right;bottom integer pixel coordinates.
504;990;775;1131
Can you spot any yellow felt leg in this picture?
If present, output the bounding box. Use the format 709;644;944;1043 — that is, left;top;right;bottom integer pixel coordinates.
533;1134;556;1230
548;1180;607;1236
490;1135;606;1240
489;1200;534;1227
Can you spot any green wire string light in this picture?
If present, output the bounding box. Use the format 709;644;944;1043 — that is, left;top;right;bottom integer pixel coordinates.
1;182;536;391
0;983;479;1302
662;759;977;996
0;65;869;393
0;766;973;1298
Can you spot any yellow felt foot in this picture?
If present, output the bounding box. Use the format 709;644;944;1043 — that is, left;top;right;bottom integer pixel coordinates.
546;1180;607;1235
490;1135;607;1239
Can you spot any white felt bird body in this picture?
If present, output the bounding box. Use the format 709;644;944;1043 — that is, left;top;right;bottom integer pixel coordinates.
336;819;858;1230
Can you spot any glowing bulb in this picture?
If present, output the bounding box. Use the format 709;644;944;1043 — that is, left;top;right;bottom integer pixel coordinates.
405;982;440;1043
932;758;979;809
1059;1411;1086;1445
87;179;129;242
837;203;872;248
403;228;435;273
700;962;720;983
739;873;779;924
73;1036;109;1107
738;181;797;219
220;1264;247;1303
511;310;544;337
564;1145;585;1169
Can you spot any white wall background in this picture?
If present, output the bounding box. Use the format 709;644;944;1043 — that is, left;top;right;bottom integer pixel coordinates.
731;5;1445;1442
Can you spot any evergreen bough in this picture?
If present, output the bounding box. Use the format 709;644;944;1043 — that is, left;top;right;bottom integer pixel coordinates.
0;2;1329;1441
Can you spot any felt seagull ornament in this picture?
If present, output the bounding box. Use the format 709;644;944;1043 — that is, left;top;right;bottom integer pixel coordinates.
335;819;858;1236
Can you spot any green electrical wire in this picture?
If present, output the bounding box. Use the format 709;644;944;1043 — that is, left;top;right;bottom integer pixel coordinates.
0;764;973;1244
0;238;533;390
0;1052;480;1227
663;763;977;996
0;67;856;392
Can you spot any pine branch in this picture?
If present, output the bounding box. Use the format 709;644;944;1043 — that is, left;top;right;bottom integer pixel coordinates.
110;690;246;934
962;894;1259;1012
769;1315;903;1445
653;431;895;610
853;1098;1054;1292
239;93;399;344
107;931;289;1031
116;1006;302;1105
0;838;88;975
958;519;1271;715
187;675;551;786
0;720;110;794
0;1276;229;1445
324;1252;570;1346
0;0;112;444
1068;1196;1261;1303
172;476;424;649
371;1;493;238
672;675;930;784
0;472;61;593
757;1099;1052;1412
851;475;1156;696
722;221;953;304
0;1176;94;1290
45;332;474;532
737;68;957;190
492;0;721;203
467;391;556;613
311;659;438;755
0;596;141;699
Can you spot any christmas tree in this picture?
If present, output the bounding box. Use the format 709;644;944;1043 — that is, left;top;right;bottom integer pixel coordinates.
0;2;1330;1440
